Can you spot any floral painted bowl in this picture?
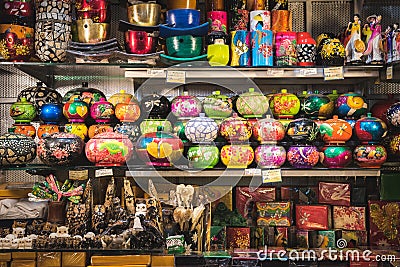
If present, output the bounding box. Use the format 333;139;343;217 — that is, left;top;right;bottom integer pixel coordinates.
220;144;254;168
171;92;202;119
255;144;286;169
187;144;219;169
287;145;319;169
219;113;252;142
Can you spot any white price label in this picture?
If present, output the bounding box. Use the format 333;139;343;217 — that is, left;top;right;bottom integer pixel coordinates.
324;66;344;81
166;70;186;84
387;66;393;80
262;169;282;183
267;69;285;76
146;69;165;76
95;169;113;177
69;170;89;180
299;68;318;76
245;168;262;176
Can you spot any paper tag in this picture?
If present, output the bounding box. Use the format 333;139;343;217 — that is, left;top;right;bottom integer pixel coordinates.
299;68;318;76
69;170;89;181
166;70;186;83
262;169;282;183
95;169;113;177
324;66;344;81
267;69;285;76
245;168;262;176
387;66;393;80
147;69;165;76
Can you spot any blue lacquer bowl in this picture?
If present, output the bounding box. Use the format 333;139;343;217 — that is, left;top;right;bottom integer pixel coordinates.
159;22;209;38
166;9;200;28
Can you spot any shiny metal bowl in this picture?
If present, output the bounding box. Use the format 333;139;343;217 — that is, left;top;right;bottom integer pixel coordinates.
76;19;110;43
127;3;161;26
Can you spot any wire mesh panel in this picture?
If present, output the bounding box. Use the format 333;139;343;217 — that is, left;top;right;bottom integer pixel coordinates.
289;1;306;32
311;1;353;38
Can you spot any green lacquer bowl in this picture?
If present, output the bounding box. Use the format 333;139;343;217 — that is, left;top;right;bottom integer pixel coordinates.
166;35;203;58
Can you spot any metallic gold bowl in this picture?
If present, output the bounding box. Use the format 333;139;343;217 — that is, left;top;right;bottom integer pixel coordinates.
167;0;196;9
75;19;110;43
127;3;161;26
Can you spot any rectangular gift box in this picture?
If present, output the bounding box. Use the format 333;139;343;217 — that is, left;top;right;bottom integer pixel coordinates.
341;230;368;247
209;226;226;251
10;260;36;267
235;187;276;222
368;200;400;248
333;206;366;231
296;205;331;230
226;227;251;249
318;182;351;206
256;202;292;227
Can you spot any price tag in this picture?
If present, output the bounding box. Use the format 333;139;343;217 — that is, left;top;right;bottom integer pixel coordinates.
299;68;318;76
166;70;186;84
95;169;113;177
267;69;285;76
324;66;344;81
68;170;89;181
245;168;262;176
262;169;282;183
146;69;165;76
387;66;393;80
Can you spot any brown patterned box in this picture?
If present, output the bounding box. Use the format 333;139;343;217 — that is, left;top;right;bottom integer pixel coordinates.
235;187;276;221
256;202;292;226
318;182;351;206
226;227;251;249
296;205;331;230
341;230;368;247
333;206;366;231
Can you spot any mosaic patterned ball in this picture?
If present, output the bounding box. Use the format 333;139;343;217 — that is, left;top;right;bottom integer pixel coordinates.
185;115;219;143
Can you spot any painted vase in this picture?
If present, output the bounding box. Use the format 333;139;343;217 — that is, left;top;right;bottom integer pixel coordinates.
230;30;251;66
17;82;62;114
108;90;134;107
302;90;334;120
39;103;64;124
355;113;387;143
136;127;184;167
85;132;133;166
317;37;345;66
64;123;88;141
90;97;114;123
140;93;171;119
319;115;352;144
0;24;34;62
220;144;254;168
37;124;59;138
173;119;189;143
140;119;172;134
286;118;319;144
219;113;252;142
37;132;84;166
386;102;400;128
0;130;36;166
255;144;286;168
252;115;285;143
251;30;273;67
115;100;141;123
296;32;316;66
335;92;367;119
287;145;319;169
236;88;269;118
371;96;396;126
250;10;270;31
320;145;352;168
203;91;232;119
270;89;300;119
63;98;89;123
12;123;36;138
275;31;297;66
228;9;249;31
185;114;219;144
114;123;141;143
88;124;113;139
63;82;106;105
353;144;387;168
10;97;37;123
171;92;202;119
187;145;220;169
207;11;228;33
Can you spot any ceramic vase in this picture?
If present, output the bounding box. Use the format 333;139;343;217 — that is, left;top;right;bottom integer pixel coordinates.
185;114;219;144
39;103;64;124
319;115;352;144
371;96;396;125
270;89;300;119
255;144;286;168
335;92;367;119
320;145;352;168
203;91;232;119
302;91;334;120
219;113;252;142
37;132;84;166
63;98;89;123
90;97;114;123
85;132;133;166
10;98;37;123
62;82;106;105
355;113;387;143
353;144;387;168
171;92;202;119
115;100;141;123
173;119;189;143
187;145;220;169
252;115;285;143
220;144;254;168
108;90;133;107
0;130;36;166
286;118;319;144
287;145;319;169
140;93;171;119
236;88;269;118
